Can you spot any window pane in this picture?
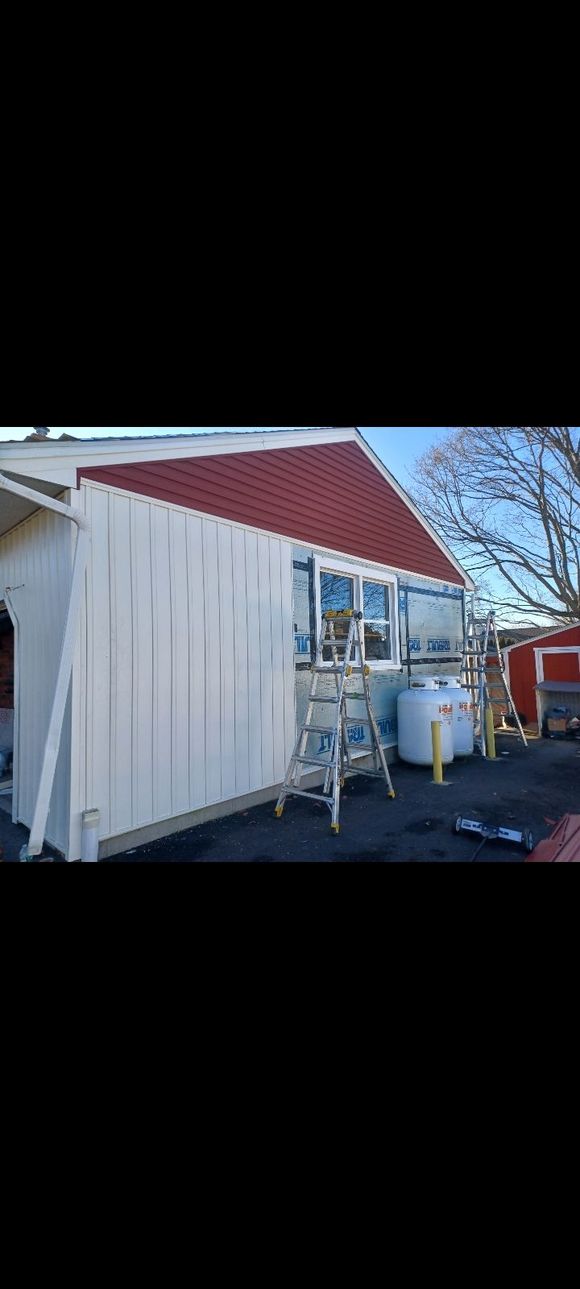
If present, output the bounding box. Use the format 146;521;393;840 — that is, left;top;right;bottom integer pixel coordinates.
321;573;354;615
320;572;354;661
364;621;392;660
363;580;392;662
364;581;388;620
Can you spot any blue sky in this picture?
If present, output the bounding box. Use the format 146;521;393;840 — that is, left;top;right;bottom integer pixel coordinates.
361;427;448;484
0;425;449;487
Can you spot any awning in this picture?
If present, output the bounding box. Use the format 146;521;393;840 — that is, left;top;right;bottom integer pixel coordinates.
535;681;580;695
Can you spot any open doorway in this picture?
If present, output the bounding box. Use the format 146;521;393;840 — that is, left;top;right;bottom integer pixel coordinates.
0;602;15;815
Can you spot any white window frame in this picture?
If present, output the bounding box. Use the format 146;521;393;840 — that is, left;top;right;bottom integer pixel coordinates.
314;556;401;671
534;647;580;684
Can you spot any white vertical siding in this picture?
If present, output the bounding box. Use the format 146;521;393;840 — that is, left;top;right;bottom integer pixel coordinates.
0;507;73;854
109;492;133;835
257;534;275;788
186;515;206;810
203;520;222;805
245;530;264;793
151;505;172;822
232;526;250;799
169;512;190;817
86;486;111;838
70;484;296;855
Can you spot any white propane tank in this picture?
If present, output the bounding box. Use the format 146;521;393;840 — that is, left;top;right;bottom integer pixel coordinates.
397;678;454;767
436;676;475;757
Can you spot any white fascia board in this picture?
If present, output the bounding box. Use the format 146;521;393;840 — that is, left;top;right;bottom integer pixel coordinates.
503;623;580;653
353;430;475;592
0;427;357;488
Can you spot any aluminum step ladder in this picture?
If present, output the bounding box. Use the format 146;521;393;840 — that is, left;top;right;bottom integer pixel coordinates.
275;611;396;833
461;611;528;755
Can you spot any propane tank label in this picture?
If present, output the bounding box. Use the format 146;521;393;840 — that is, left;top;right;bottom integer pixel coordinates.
439;704;453;716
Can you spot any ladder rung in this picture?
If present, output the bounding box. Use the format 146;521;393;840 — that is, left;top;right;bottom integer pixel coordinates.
345;742;374;752
281;788;333;805
343;714;372;723
346;767;386;779
313;666;365;675
464;683;505;690
313;697;340;705
462;673;505;679
293;755;335;768
300;725;337;736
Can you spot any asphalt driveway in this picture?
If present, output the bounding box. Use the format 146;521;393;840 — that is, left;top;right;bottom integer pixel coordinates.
2;734;576;862
107;733;578;863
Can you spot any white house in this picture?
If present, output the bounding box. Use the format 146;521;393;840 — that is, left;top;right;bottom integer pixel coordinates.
0;427;473;860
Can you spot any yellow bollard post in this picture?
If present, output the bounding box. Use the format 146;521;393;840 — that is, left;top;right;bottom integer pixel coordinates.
485;707;497;760
431;721;444;784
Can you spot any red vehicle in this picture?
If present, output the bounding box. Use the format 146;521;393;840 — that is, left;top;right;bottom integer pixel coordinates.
527;815;580;862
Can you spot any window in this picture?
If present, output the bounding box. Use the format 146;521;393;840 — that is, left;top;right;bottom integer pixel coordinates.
320;572;354;616
316;558;399;669
363;579;392;662
320;572;354;662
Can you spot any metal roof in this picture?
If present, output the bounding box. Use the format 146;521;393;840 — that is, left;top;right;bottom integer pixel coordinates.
503;623;580;652
535;680;580;692
5;426;349;445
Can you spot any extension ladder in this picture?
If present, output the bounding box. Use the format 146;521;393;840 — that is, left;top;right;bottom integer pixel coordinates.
275;611;396;833
461;611;528;755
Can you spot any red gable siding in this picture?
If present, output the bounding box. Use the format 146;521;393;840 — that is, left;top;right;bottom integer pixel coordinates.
79;440;464;584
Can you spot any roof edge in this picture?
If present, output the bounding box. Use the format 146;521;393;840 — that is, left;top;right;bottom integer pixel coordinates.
0;426;356;455
353;429;475;591
503;623;580;652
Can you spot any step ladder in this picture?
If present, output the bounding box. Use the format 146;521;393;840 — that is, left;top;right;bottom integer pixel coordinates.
461;611;528;755
275;611;396;833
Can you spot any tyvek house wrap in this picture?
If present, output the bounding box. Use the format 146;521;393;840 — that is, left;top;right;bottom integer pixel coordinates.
292;549;465;763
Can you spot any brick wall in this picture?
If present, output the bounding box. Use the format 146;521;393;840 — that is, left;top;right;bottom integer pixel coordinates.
0;628;14;709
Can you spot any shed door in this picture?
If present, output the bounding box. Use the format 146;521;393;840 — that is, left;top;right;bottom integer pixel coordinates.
541;651;580;683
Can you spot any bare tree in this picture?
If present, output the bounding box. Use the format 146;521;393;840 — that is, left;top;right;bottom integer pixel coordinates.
411;426;580;623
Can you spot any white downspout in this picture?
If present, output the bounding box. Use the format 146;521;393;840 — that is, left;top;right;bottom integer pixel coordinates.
0;473;91;860
2;587;21;824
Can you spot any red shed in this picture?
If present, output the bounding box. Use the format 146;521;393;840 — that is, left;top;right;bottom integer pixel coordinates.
503;624;580;728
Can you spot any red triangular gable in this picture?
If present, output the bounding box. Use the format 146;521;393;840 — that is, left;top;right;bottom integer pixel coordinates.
80;439;464;584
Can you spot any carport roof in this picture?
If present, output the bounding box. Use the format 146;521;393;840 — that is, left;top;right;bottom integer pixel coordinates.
0;473;64;540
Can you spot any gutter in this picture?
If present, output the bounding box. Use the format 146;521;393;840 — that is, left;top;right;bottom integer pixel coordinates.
0;473;91;860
